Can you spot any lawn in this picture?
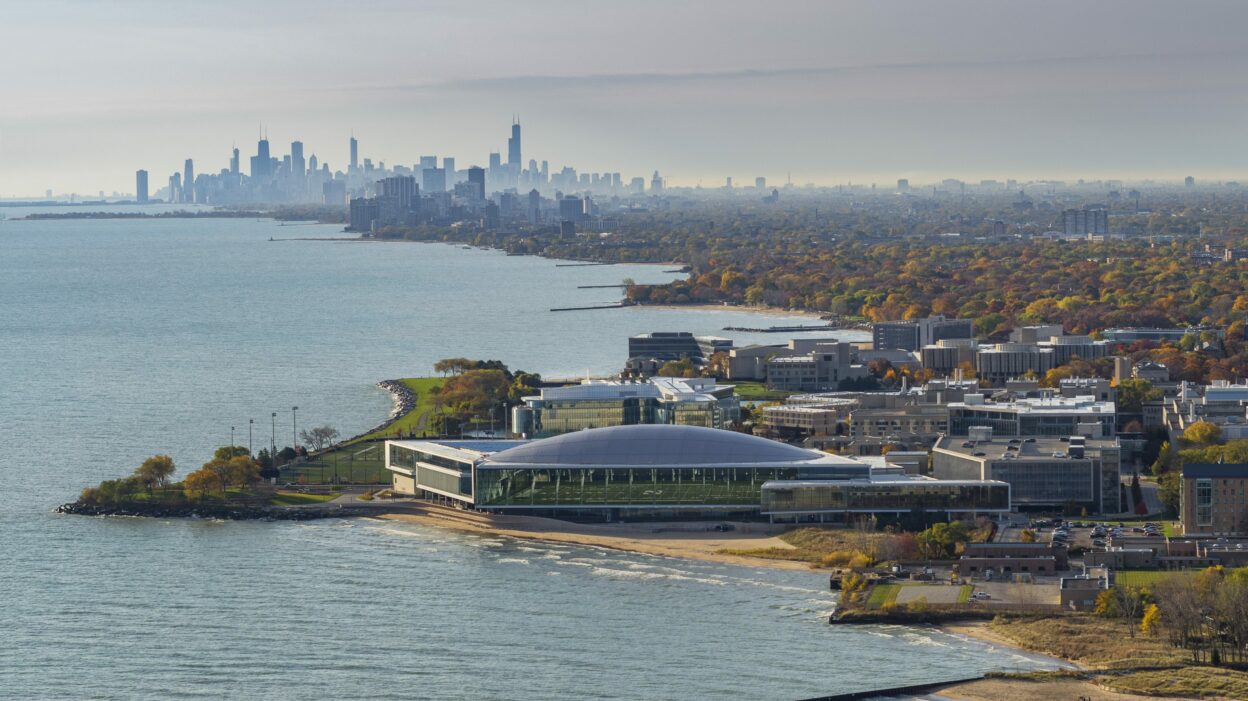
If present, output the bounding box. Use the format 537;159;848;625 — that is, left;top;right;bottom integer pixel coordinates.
283;442;387;485
358;377;446;441
1114;570;1196;589
956;584;973;603
731;381;795;401
270;491;340;506
867;583;901;607
281;376;446;486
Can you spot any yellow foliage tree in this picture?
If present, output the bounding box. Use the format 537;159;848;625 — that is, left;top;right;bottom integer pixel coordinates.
1140;603;1162;637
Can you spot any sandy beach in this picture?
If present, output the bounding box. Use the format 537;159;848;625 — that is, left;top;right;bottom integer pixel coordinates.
374;501;813;571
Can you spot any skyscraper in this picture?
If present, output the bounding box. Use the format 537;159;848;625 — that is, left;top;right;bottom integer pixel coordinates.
422;167;446;193
349;135;359;173
291;141;305;178
183;159;194;203
467;166;485;200
507;119;521;168
135;170;149;204
251;136;272;180
230;148;240;176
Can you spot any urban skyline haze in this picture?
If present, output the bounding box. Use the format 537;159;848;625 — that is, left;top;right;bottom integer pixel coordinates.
3;0;1248;196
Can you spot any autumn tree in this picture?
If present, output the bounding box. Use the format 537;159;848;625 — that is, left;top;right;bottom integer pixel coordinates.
133;454;176;493
1183;421;1224;446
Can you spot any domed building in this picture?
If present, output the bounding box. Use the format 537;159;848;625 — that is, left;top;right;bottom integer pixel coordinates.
386;424;1010;521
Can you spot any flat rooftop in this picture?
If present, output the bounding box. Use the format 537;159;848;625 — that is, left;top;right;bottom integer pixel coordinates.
934;435;1119;459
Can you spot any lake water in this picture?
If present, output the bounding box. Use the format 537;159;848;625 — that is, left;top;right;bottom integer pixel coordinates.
1;215;1057;699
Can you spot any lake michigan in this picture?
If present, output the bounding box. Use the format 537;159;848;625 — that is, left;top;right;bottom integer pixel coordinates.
0;213;1058;699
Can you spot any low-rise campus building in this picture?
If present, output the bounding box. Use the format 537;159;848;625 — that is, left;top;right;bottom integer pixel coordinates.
386;424;1009;521
1181;463;1248;536
511;377;739;438
932;431;1122;513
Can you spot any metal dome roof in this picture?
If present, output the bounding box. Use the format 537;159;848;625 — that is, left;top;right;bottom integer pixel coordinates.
483;424;829;467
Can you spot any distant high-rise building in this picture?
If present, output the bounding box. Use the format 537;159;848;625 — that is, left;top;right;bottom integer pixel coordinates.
559;196;585;222
349;136;359;172
755;176;766;190
507;119;522;168
488;152;502;172
1185;175;1195;188
135;170;149;204
725;176;733;189
650;171;664;193
308;154;318;174
443;157;456;179
251;137;272;181
1062;206;1109;238
527;188;541;225
467;166;486;200
290;141;305;178
182;159;194;203
897;178;910;191
168;172;182;204
229;148;240;176
422;167;446;193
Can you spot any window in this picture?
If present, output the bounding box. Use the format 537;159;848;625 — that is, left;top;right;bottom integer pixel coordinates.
1196;478;1214;527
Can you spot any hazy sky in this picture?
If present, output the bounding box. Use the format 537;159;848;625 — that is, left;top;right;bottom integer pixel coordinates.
3;0;1248;195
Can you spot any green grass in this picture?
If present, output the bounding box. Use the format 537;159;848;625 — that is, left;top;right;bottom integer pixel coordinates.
956;585;973;603
867;583;901;607
270;491;339;506
283;442;388;485
730;381;795;401
1114;569;1196;588
359;377;446;441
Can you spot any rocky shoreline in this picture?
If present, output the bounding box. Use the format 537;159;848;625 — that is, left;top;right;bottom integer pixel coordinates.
56;500;341;521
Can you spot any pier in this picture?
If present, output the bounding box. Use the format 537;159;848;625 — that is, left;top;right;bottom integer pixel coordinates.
722;324;841;333
797;676;984;700
550;302;631;312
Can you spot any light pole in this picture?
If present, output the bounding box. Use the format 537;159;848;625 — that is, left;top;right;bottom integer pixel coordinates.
248;419;254;457
271;411;277;469
230;426;235;450
292;406;299;451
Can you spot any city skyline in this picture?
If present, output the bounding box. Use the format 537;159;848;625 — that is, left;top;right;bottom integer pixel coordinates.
4;0;1248;195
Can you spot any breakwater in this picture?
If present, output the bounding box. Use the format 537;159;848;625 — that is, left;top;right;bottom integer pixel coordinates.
55;501;341;521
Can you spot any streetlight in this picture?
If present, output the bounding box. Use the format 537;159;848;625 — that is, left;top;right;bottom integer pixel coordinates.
230;426;235;449
248;419;254;457
271;411;277;469
292;406;299;451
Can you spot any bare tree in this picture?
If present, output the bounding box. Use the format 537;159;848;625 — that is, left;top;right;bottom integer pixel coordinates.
299;425;340;452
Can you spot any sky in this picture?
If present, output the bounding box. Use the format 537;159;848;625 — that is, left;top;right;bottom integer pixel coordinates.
2;0;1247;196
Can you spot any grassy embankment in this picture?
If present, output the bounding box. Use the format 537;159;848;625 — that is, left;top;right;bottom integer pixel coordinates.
282;378;444;486
718;527;889;566
987;615;1248;698
719;524;991;569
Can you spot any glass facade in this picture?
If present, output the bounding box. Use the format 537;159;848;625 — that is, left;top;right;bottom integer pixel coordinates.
388;444;472;498
529;398;735;437
761;482;1010;513
1196;478;1213;527
475;466;801;507
989;461;1093;504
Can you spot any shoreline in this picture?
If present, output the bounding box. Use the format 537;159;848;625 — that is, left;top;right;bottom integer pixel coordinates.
633;302;834;321
373;502;815;571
